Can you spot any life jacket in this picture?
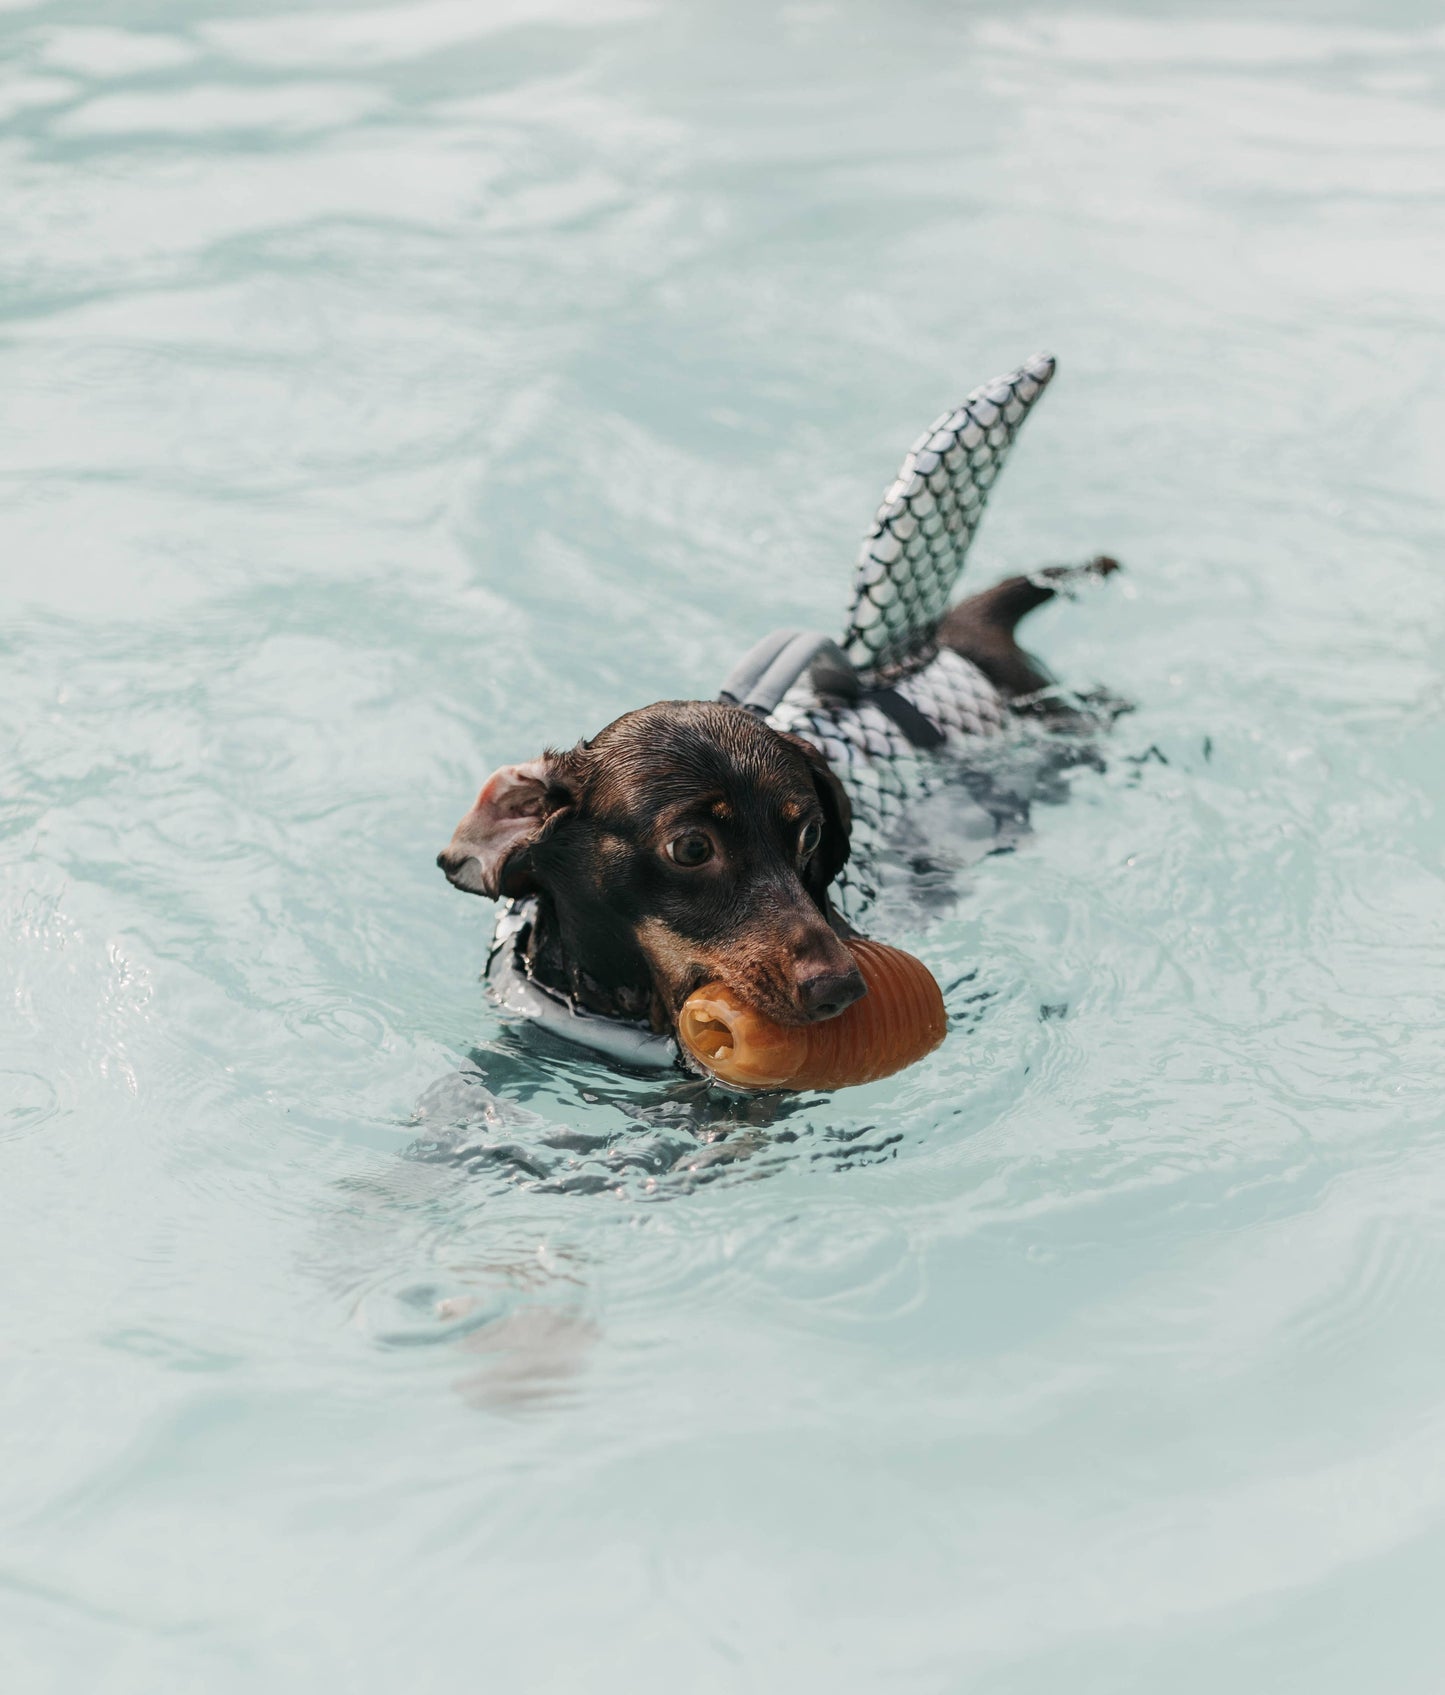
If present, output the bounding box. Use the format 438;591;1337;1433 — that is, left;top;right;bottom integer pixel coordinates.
487;352;1059;1060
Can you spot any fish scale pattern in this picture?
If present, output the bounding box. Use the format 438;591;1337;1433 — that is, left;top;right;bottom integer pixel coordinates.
768;654;1006;919
842;351;1057;681
765;352;1056;918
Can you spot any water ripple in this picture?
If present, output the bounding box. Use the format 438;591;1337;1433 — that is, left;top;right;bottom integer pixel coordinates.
3;1;1445;1688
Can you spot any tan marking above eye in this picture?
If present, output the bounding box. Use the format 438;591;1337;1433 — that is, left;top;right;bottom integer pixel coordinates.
780;799;806;823
710;800;733;821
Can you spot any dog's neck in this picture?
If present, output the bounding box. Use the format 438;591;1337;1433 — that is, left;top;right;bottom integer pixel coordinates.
522;894;659;1028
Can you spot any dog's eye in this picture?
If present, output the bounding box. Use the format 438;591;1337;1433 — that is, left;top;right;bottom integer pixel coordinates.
666;831;714;868
798;820;822;860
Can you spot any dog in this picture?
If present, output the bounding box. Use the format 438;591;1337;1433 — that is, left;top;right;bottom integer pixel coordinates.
438;353;1119;1065
437;700;863;1031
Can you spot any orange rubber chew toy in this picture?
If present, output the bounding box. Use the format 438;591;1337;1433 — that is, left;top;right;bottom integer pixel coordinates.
677;937;947;1091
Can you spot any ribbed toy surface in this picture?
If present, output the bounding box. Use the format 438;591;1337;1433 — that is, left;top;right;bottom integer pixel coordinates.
678;937;947;1091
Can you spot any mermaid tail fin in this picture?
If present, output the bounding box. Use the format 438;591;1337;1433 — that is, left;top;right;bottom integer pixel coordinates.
841;351;1057;680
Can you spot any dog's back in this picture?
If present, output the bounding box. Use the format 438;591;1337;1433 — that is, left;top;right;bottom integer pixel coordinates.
727;354;1119;916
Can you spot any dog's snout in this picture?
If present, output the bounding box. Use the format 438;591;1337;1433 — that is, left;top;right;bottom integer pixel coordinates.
778;915;867;1022
795;962;866;1022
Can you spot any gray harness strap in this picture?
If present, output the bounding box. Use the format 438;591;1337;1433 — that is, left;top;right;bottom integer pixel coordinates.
718;630;944;751
718;630;854;717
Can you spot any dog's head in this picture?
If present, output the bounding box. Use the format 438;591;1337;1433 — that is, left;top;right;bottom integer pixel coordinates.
437;701;863;1028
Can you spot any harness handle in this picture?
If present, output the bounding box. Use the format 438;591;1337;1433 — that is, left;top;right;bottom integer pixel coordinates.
718;627;943;751
718;630;859;716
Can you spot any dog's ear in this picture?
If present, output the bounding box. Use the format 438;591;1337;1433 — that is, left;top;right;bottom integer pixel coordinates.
778;733;851;901
438;755;576;898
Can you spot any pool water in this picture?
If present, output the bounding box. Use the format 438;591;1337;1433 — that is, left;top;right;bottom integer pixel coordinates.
3;2;1444;1689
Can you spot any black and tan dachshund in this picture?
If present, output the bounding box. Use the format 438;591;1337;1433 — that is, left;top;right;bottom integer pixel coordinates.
438;563;1114;1040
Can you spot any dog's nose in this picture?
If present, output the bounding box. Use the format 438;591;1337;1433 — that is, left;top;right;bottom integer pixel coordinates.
795;963;867;1022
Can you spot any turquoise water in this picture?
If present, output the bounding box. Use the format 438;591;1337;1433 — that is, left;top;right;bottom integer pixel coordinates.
4;1;1445;1688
